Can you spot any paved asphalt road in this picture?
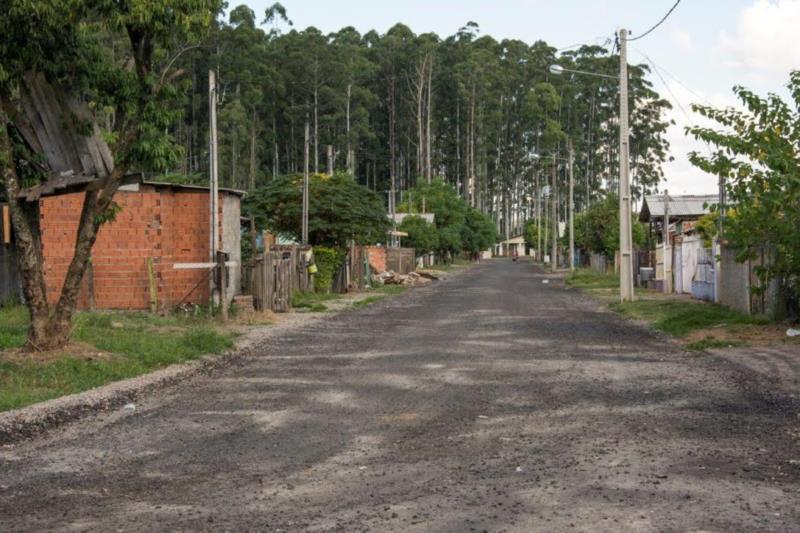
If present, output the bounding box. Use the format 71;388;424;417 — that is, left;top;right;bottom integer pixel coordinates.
2;260;799;532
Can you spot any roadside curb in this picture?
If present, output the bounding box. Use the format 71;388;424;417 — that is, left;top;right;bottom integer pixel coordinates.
0;348;246;445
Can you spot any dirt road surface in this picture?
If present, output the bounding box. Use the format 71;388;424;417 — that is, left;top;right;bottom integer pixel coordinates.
1;260;799;531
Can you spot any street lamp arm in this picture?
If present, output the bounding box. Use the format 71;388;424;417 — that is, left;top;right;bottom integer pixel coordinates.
549;65;618;81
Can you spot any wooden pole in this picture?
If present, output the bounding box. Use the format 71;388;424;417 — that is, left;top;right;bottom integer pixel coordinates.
146;257;158;313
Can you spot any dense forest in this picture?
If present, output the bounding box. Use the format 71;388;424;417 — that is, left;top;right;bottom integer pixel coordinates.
161;3;672;238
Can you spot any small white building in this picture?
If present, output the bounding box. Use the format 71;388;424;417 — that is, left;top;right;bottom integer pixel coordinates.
496;235;527;257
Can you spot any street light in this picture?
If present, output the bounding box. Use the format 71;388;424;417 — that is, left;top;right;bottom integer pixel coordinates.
548;28;635;302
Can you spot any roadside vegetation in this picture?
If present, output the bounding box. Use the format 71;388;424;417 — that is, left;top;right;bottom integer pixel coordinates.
292;284;408;313
566;268;791;351
0;307;235;412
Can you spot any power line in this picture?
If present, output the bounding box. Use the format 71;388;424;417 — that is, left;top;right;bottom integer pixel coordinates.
631;47;692;123
628;0;683;42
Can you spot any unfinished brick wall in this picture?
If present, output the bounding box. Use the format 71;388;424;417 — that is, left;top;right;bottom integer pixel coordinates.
40;185;236;310
366;246;387;273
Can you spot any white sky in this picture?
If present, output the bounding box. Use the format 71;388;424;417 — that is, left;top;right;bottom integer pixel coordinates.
245;0;800;195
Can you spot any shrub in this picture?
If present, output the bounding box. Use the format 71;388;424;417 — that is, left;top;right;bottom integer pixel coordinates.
313;246;343;293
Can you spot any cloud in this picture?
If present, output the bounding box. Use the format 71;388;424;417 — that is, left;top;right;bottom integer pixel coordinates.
670;28;693;54
716;0;800;82
659;81;739;196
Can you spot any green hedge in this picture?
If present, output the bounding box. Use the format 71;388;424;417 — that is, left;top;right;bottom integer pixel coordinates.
313;247;343;293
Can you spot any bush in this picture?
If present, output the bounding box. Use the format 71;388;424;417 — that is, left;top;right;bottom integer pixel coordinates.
313;246;343;292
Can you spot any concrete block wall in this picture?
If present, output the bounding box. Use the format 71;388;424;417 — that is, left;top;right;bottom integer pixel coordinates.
367;246;387;273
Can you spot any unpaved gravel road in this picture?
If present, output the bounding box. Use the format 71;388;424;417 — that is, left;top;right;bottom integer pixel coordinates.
2;260;799;532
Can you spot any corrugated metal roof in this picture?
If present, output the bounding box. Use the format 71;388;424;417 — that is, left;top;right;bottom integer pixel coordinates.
640;194;717;221
391;213;435;224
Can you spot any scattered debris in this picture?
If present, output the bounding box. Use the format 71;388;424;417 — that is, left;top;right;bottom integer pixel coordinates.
477;415;489;419
376;270;433;287
122;403;136;412
416;269;448;281
787;328;800;338
542;279;550;284
515;466;523;473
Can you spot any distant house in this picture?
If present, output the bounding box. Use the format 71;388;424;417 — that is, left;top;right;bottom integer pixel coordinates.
497;234;527;257
639;194;717;241
390;213;435;225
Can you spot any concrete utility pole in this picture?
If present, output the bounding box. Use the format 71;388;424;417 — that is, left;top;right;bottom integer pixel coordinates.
618;28;635;302
568;140;575;272
663;190;670;294
551;158;558;269
537;171;542;262
208;70;219;261
302;120;310;245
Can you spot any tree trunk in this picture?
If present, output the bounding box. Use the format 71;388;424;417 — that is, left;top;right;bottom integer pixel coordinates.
248;110;257;191
346;83;352;175
425;57;433;183
314;83;319;174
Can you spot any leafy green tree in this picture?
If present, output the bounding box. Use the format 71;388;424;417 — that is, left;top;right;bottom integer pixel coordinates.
574;195;645;257
461;208;497;256
687;71;800;299
245;172;389;247
0;0;221;351
398;216;438;254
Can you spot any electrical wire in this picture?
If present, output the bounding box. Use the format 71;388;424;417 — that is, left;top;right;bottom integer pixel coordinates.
628;0;683;42
631;46;693;123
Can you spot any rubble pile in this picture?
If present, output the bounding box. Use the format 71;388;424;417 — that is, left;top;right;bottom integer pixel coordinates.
371;270;438;287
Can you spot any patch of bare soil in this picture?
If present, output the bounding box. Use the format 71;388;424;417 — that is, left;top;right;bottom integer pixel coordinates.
0;342;116;365
686;323;800;347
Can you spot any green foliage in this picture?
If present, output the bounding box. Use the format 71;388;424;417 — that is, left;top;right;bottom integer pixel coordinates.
399;178;496;257
574;194;646;256
462;209;498;255
312;246;343;292
695;211;719;247
566;269;620;290
523;219;541;249
398;215;439;254
687;71;800;297
610;300;767;338
246;173;390;247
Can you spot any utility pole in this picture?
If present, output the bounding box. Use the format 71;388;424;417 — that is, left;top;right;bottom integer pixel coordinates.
302;119;310;245
663;189;670;294
618;28;635;301
551;158;558;269
537;170;542;262
208;70;219;260
568;140;575;272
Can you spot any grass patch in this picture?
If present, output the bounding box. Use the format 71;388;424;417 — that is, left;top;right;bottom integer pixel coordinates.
291;291;342;309
0;306;28;350
685;337;747;352
566;269;620;290
432;258;473;272
0;307;235;412
351;295;386;310
370;284;407;295
610;299;767;338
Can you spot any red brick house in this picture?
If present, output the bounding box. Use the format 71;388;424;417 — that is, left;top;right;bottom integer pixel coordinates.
40;181;243;310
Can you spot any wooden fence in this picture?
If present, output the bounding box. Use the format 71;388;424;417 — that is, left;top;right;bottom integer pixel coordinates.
386;247;415;274
0;205;21;305
243;246;312;312
332;244;372;293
